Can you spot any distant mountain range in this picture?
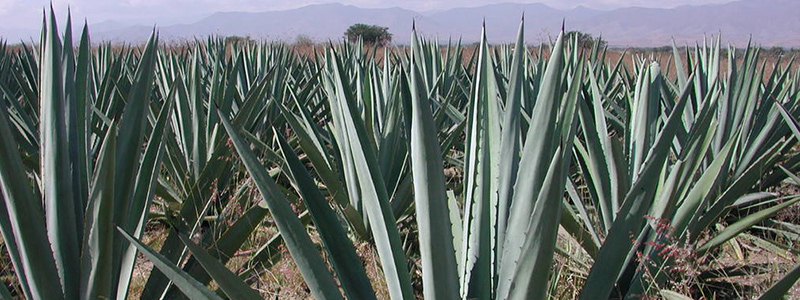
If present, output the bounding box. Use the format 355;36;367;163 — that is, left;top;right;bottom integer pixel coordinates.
2;0;798;47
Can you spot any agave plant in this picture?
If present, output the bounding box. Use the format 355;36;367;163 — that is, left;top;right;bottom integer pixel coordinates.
0;10;270;300
0;9;167;300
2;9;799;300
571;37;800;299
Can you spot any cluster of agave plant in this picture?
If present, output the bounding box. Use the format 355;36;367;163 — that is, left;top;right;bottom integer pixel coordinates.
1;8;799;300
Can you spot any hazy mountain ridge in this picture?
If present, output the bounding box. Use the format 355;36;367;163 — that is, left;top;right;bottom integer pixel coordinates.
3;0;797;47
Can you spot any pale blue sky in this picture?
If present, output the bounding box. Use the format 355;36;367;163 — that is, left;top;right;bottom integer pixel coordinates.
1;0;737;30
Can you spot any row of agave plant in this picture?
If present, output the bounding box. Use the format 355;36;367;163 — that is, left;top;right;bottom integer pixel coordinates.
1;9;799;300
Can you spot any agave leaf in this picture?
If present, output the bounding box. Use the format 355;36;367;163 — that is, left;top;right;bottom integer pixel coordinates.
0;192;33;299
660;289;694;300
274;101;366;237
0;80;64;300
117;228;224;300
500;148;565;300
671;41;688;89
112;31;159;227
779;166;800;186
176;233;262;300
497;30;565;298
626;122;728;298
111;31;160;294
628;63;663;179
115;83;176;300
409;29;461;300
495;17;525;277
695;140;788;233
776;100;800;140
324;69;365;223
501;38;583;300
276;130;377;300
217;108;344;300
698;195;800;253
40;9;80;298
564;180;601;257
447;190;464;275
325;50;415;300
62;13;89;238
172;192;271;293
80;124;116;300
459;25;500;300
73;21;93;212
757;262;800;300
0;280;11;300
576;70;618;231
190;50;207;179
243;210;312;272
671;131;736;235
579;71;695;300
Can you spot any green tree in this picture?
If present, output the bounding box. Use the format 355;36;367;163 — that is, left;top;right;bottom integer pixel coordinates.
344;23;392;46
565;30;606;49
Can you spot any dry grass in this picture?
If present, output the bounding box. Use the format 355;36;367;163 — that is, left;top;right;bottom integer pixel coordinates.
707;236;799;299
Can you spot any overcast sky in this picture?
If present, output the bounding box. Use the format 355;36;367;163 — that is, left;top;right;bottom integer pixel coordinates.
1;0;738;30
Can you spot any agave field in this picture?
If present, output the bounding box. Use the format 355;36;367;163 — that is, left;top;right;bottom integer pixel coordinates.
2;9;800;300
